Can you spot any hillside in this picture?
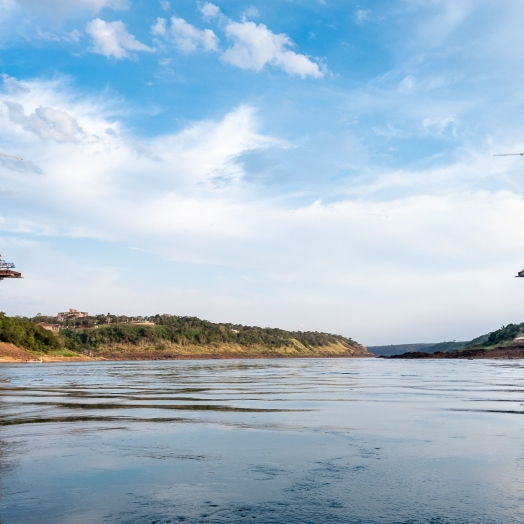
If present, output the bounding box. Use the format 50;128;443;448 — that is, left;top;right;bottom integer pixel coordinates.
476;323;524;348
384;324;524;359
0;313;372;361
368;341;468;357
370;334;493;357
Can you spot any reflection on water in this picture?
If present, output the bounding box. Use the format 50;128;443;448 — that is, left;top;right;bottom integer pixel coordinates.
1;359;524;523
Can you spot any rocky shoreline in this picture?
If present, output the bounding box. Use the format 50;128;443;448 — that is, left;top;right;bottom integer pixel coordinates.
385;346;524;359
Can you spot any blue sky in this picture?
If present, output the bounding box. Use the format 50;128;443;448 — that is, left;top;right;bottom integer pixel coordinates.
1;0;524;345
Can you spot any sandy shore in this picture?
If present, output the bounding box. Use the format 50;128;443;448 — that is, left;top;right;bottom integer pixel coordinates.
0;343;374;363
0;340;373;363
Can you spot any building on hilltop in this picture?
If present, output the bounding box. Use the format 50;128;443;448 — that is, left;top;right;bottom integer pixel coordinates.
57;309;89;322
36;322;61;334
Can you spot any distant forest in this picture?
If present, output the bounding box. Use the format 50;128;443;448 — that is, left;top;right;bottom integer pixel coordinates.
368;330;500;357
368;341;468;357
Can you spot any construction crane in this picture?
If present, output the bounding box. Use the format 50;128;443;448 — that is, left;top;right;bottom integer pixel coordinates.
0;253;22;281
0;154;24;281
495;153;524;276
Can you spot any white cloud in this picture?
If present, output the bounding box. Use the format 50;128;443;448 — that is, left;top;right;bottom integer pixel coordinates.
222;21;324;77
197;3;324;77
422;115;458;136
86;18;153;59
0;76;274;239
2;74;29;95
200;2;221;22
355;9;371;22
151;17;167;37
152;16;218;53
153;4;324;77
170;16;218;53
4;101;85;142
159;0;170;11
398;75;415;92
241;6;259;22
66;29;82;42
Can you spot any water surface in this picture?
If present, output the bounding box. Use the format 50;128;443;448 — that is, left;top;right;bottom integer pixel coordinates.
1;358;524;523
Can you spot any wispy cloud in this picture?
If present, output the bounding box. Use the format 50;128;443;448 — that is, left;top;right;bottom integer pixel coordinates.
86;18;153;59
159;0;170;11
152;16;218;53
355;9;371;23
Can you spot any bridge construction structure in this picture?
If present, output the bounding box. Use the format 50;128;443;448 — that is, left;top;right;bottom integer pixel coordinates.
0;254;22;281
0;154;23;281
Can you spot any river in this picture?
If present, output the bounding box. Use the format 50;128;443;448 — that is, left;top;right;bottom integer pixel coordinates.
1;358;524;523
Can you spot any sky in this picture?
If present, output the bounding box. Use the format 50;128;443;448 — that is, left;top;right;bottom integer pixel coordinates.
1;0;524;345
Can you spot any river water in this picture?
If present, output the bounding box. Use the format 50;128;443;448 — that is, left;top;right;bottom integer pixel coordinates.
1;358;524;523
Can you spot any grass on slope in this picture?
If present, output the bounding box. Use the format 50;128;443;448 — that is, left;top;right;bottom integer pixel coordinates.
0;312;70;355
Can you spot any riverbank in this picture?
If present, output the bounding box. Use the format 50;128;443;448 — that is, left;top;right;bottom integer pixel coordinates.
0;340;374;363
0;313;373;362
385;345;524;359
0;343;94;362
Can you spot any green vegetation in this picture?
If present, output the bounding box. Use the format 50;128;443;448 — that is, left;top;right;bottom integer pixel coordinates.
59;314;361;353
466;333;490;346
369;341;469;357
370;332;495;357
0;312;68;354
479;323;524;348
0;313;367;359
372;325;517;358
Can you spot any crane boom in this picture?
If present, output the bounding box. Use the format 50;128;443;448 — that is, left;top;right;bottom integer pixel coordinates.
0;152;23;161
